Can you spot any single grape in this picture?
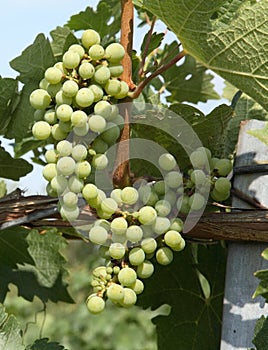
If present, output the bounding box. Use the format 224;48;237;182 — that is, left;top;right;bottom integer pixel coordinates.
68;175;84;193
156;247;174;265
60;204;80;221
56;104;73;122
71;110;88;127
120;187;139;205
55;90;72;105
45;149;58;163
59;121;72;134
30;89;51;110
190;169;207;187
32;121;51;140
104;79;121;96
110;217;128;235
62;50;80;69
94;66;111;85
106;283;124;303
50;175;68;194
86;294;105;314
211;188;230;201
155;199;171;217
94;100;113;119
100;123;120;144
82;29;101;49
82;183;98;201
164;171;183;189
62;80;79;97
73;124;89;136
190;149;209;169
126;225;143;243
120;288;137;308
56;140;72;157
44;67;62;84
75;87;94;108
188;193;206;211
214;159;233;176
89;226;108;245
42;163;57;181
39;78;49;90
43;109;57;125
101;198;118;215
88;114;106;133
153;180;166;196
114;81;129;99
71;144;88;162
92;138;108;154
105;43;125;63
62;191;78;208
118;267;137;286
176;195;190;214
129;247;145;266
138;206;157;225
109;64;124;77
110;188;123;205
47;82;62;98
88;44;105;60
158;153;176;171
89;84;104;102
109;242;126;259
136;260;154;279
141;238;157;254
152;216;170;235
51;124;67;141
169;218;184;232
92;154;108;170
79;62;95;79
68;44;85;59
164;230;184;251
164;190;177;206
214;177;232;193
129;279;144;295
141;189;159;206
75;160;91;178
57;156;76;176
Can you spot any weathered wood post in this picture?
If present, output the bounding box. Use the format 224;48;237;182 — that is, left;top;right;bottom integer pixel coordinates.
220;120;268;349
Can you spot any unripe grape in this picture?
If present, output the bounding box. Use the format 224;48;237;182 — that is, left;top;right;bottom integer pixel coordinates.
94;66;111;85
109;64;124;77
164;171;183;188
89;226;108;245
118;267;137;286
39;78;49;90
211;188;230;201
44;109;57;124
47;82;62;98
105;43;125;63
71;110;88;127
152;216;170;235
153;180;166;196
62;191;78;208
176;195;190;214
44;67;62;84
110;188;122;205
89;84;104;102
88;44;105;60
101;198;118;214
55;90;72;105
120;288;137;308
86;295;105;314
141;238;157;254
138;206;157;225
121;186;139;205
30;89;51;110
75;87;94;108
126;225;143;243
94;100;112;119
100;123;120;144
158;153;176;171
79;62;95;79
75;161;91;178
214;177;232;193
92;138;108;154
51;124;67;141
214;159;233;176
164;230;184;251
129;247;145;266
82;29;101;49
88;114;106;133
68;44;85;59
32;121;51;140
56;156;76;176
58;120;72;133
169;218;184;232
155;199;171;217
71;144;88;161
56;140;72;157
188;193;205;211
114;81;129;99
190;169;207;187
109;242;126;259
190;149;209;169
62;80;79;97
62;50;80;69
104;79;121;96
34;109;45;121
68;176;84;193
136;260;154;279
56;104;73;122
42;163;57;181
111;217;128;235
156;247;173;265
82;183;98;200
129;279;144;295
45;149;58;163
50;175;68;194
73;124;89;137
60;204;80;221
92;154;108;170
106;283;124;303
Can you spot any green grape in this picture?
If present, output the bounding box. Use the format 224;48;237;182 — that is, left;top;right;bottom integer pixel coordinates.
68;176;84;193
105;43;125;63
114;81;129;99
92;154;108;170
89;226;108;245
42;163;57;181
57;156;76;176
98;245;110;259
109;105;119;120
126;225;143;243
88;44;105;60
73;124;89;136
138;206;157;225
153;180;166;196
89;84;104;102
34;109;45;121
104;79;121;96
164;230;185;251
152;216;170;235
44;67;62;84
62;50;80;69
75;160;91;178
164;190;177;206
109;64;124;77
169;218;183;232
120;288;137;308
54;61;68;74
106;283;124;303
214;177;232;193
51;124;67;141
211;188;230;201
100;123;120;144
86;294;105;315
45;149;57;163
188;193;205;211
156;247;173;265
75;87;94;108
60;204;80;221
88;114;106;133
82;29;101;49
44;109;57;124
62;191;78;208
30;89;51;110
58;120;72;133
190;169;207;187
136;260;154;279
68;44;85;59
113;266;120;275
142;189;159;206
62;80;79;97
46;183;58;197
55;90;72;105
39;78;49;90
92;266;107;278
82;183;98;200
71;110;88;127
88;189;106;208
92;138;108;154
56;104;73;122
109;242;126;259
47;82;62;98
71;144;88;161
214;159;233;176
129;247;145;266
129;279;144;295
56;140;72;157
176;195;190;214
158;153;176;171
120;187;139;205
118;267;137;286
51;175;68;194
94;66;111;85
141;238;157;254
190;149;209;169
164;171;183;188
155;199;171;217
110;188;123;205
79;62;95;79
32;121;51;140
101;198;118;215
111;217;128;235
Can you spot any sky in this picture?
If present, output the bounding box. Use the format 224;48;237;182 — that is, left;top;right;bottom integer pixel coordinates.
0;0;226;195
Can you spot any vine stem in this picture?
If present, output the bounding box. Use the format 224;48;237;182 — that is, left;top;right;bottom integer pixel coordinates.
112;0;135;188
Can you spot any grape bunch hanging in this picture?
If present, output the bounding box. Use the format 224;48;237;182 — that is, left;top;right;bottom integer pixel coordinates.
30;29;233;314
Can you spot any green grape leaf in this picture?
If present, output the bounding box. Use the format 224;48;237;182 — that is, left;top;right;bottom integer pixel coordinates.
10;33;55;84
252;316;268;350
247;123;268;147
14;138;46;158
50;26;78;57
67;1;121;42
162;55;220;104
27;338;66;350
140;0;268;111
6;83;36;141
138;243;226;350
0;78;18;135
0;304;24;350
0;145;33;180
140;32;164;57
